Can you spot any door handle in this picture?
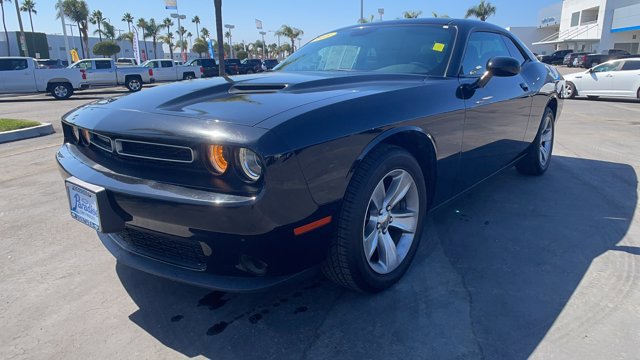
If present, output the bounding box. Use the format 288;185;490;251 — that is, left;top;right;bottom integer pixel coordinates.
520;83;529;92
605;74;613;77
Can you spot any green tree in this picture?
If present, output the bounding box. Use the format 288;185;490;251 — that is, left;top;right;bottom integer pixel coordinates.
121;12;133;33
160;33;174;59
465;0;496;21
96;20;115;40
20;0;36;32
1;0;11;55
267;43;277;59
136;17;149;57
236;50;247;60
192;38;207;57
93;40;120;57
89;9;104;41
357;14;375;23
191;15;200;39
403;10;422;19
278;43;291;57
432;12;449;18
56;0;90;58
275;25;303;52
200;27;209;41
145;18;163;58
118;31;133;48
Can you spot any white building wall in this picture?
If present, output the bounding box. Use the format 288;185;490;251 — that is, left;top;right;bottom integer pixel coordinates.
507;26;558;54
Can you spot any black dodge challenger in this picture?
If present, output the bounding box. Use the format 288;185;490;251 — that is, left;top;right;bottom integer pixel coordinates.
57;19;564;293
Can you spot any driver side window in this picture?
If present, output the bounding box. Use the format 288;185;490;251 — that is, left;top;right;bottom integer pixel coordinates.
460;32;511;77
592;61;621;73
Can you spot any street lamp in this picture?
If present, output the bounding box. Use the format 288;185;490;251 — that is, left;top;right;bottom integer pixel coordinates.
360;0;364;23
171;12;187;60
259;31;266;59
57;0;72;64
225;24;235;57
378;8;384;21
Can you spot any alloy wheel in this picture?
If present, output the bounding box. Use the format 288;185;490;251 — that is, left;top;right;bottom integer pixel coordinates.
54;85;68;98
539;113;553;167
129;80;141;91
363;169;419;274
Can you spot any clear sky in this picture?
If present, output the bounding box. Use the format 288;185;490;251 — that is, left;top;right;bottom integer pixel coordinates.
2;0;560;45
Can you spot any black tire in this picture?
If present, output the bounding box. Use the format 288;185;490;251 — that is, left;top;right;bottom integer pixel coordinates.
565;81;577;99
246;70;254;74
125;77;142;92
516;107;555;176
322;145;428;292
636;88;639;100
183;73;195;80
49;82;73;100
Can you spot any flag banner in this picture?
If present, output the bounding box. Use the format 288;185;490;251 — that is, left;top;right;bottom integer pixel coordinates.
255;19;263;29
70;49;79;62
208;38;215;59
133;30;141;65
165;0;177;10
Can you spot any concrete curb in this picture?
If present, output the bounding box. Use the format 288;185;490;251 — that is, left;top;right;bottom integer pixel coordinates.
0;123;55;144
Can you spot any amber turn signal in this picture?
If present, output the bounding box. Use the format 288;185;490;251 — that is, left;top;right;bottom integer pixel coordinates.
207;144;228;174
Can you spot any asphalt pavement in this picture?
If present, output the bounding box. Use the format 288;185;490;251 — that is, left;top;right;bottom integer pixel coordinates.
1;79;639;359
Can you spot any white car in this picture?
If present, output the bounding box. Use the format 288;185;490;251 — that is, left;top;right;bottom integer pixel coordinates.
141;59;203;82
564;58;640;100
69;58;153;92
0;56;88;99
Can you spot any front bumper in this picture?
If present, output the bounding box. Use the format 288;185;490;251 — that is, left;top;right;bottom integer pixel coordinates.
56;143;334;291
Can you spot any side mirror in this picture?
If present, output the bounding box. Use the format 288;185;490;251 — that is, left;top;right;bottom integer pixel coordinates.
474;56;521;89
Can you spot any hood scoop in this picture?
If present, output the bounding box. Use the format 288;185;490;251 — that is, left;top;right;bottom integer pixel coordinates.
229;83;288;94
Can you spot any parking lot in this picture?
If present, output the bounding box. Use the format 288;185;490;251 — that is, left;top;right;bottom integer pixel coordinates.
1;74;639;359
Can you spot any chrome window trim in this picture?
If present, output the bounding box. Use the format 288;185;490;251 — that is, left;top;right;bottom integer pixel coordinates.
114;139;195;164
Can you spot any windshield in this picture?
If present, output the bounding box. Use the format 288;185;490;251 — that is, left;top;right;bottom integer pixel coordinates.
275;24;456;76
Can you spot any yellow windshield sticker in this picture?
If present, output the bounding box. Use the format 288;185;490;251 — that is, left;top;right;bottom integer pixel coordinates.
311;32;337;43
433;43;445;52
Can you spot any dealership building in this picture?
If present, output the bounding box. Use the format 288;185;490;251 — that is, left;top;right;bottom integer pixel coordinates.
512;0;640;55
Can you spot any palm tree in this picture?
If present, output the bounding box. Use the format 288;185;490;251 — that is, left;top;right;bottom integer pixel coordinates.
268;43;277;59
1;0;10;55
187;31;192;49
160;32;174;59
136;17;149;57
465;0;496;22
118;31;133;48
20;0;36;32
276;25;303;52
145;18;162;58
56;0;90;58
89;10;104;41
162;17;173;37
96;20;115;40
403;10;422;19
214;0;224;76
191;15;200;39
200;27;209;41
121;12;133;33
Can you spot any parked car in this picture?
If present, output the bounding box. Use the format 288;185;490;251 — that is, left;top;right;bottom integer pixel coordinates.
0;57;88;99
116;58;138;67
581;49;633;69
224;58;241;75
538;50;573;65
239;58;264;74
564;58;640;99
563;52;589;67
185;58;237;78
263;59;279;70
56;19;564;293
35;59;68;69
69;58;152;92
141;59;203;82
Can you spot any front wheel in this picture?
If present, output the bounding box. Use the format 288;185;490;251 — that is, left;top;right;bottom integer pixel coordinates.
50;83;73;100
125;77;142;92
516;107;555;176
322;145;427;292
565;81;577;99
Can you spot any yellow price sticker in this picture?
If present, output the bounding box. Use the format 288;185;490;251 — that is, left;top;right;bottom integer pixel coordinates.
311;32;337;43
433;43;445;52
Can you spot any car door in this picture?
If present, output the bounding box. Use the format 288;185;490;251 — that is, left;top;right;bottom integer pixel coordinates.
160;60;176;81
0;58;35;93
89;60;116;85
611;60;640;97
70;60;96;82
458;31;533;189
580;61;622;95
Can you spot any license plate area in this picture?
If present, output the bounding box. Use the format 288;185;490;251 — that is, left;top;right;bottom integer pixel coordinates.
65;177;125;233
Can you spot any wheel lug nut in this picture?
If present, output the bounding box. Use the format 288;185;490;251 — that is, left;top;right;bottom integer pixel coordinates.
389;217;393;223
386;206;391;211
377;223;381;229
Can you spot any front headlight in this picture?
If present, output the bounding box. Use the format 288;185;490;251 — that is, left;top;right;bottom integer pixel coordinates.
238;148;262;182
206;144;228;174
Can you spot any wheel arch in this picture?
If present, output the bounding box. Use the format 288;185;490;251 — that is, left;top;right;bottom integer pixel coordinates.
349;127;438;207
46;79;72;90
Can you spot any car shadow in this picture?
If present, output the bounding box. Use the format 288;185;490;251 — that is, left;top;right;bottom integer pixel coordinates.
571;97;640;104
115;155;637;359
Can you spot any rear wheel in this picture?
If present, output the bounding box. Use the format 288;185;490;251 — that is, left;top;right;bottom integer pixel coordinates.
516;107;555;176
322;145;427;292
246;69;254;74
125;77;142;92
183;73;195;80
565;81;577;99
50;83;73;100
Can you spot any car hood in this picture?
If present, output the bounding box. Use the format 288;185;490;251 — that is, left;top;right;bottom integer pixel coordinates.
75;71;427;129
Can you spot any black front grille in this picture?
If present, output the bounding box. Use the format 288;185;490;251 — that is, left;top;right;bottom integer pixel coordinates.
90;132;113;152
113;227;207;271
115;140;194;163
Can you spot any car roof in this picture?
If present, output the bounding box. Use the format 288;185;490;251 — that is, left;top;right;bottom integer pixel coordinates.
333;18;506;34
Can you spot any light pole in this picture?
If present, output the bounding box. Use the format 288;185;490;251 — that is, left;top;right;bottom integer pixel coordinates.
224;24;235;58
297;37;302;50
360;0;364;23
57;0;72;64
378;8;384;21
259;31;266;59
171;12;187;60
66;24;78;53
116;29;124;58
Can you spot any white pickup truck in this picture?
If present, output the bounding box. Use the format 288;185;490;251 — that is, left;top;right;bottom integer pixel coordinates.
68;58;153;92
0;57;89;100
141;59;203;82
